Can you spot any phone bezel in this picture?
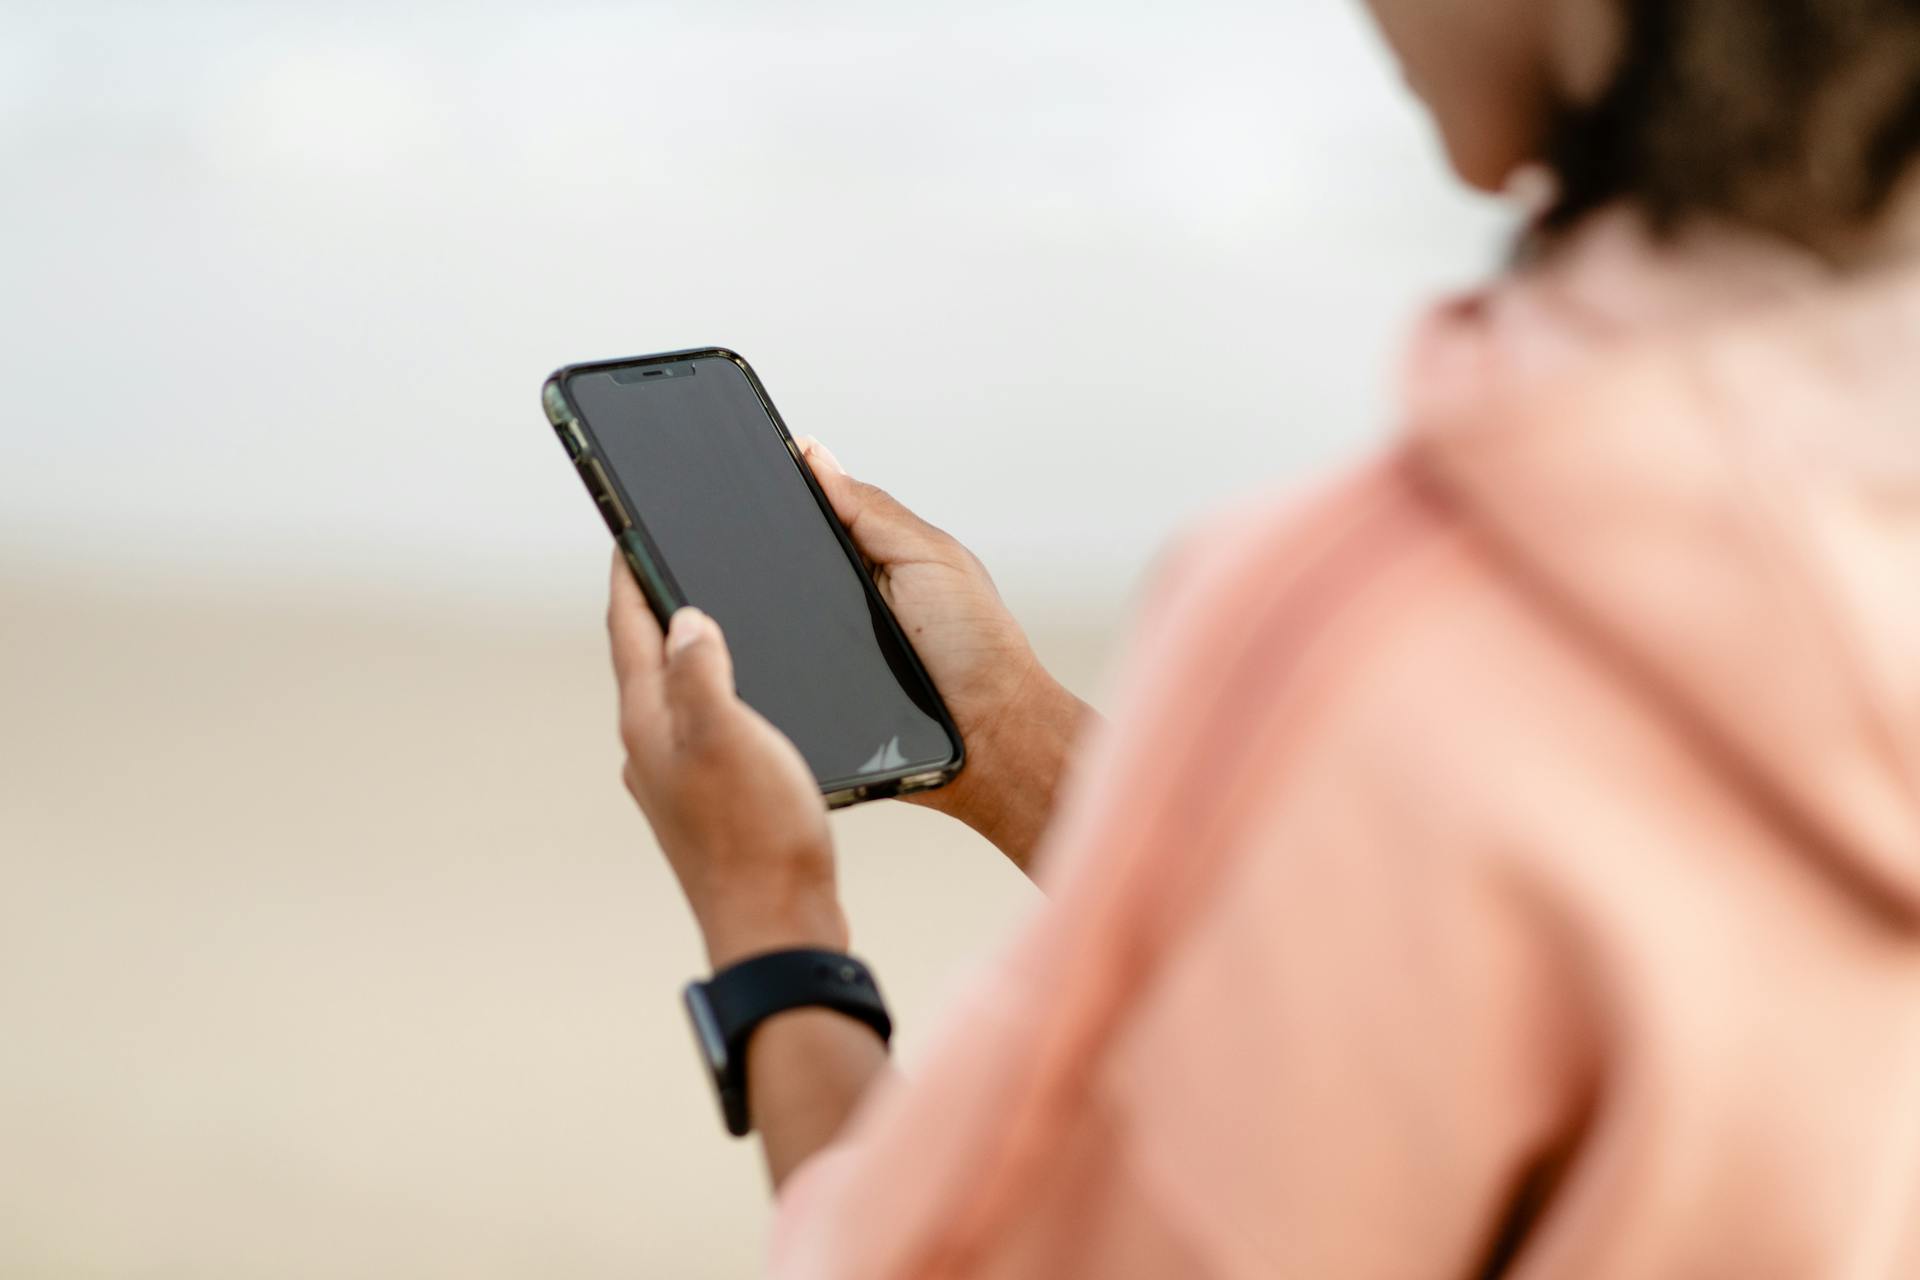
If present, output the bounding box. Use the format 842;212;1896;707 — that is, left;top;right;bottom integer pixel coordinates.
542;347;965;809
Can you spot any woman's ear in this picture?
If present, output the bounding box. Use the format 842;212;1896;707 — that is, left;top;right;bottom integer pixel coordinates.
1549;0;1627;105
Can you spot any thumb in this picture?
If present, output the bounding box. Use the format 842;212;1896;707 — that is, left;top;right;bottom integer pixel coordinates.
663;607;738;743
797;436;949;567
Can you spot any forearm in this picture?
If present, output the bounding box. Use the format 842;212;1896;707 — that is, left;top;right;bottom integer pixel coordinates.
744;1008;893;1188
733;668;1089;1187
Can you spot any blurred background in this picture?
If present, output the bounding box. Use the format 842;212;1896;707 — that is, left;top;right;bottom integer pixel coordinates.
0;1;1509;1274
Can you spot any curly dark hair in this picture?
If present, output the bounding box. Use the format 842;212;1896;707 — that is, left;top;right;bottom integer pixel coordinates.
1542;0;1920;251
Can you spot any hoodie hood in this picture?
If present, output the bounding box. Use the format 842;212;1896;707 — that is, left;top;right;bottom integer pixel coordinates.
1406;211;1920;922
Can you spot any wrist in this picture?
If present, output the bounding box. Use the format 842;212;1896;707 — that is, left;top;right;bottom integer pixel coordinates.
942;663;1091;868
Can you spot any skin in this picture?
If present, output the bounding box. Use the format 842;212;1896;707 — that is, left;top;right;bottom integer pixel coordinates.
1361;0;1563;191
611;0;1654;1192
608;441;1090;1186
611;0;1920;1204
795;439;1092;872
1365;0;1920;262
1362;0;1632;192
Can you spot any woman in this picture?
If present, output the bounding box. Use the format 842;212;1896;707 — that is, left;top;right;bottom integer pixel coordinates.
608;0;1920;1273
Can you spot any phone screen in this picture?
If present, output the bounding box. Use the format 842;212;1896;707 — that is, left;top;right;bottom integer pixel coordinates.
565;356;957;790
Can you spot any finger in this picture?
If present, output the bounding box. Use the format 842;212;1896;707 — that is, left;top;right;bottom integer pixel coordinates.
797;437;949;567
796;435;844;478
608;550;669;761
608;548;666;683
662;606;739;750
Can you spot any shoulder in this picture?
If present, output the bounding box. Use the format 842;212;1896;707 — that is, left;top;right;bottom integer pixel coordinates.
1049;446;1638;901
1035;453;1490;905
1107;451;1495;766
1155;444;1631;746
1142;452;1452;639
1010;457;1607;1263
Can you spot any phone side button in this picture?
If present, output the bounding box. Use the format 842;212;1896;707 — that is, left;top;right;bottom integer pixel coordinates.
583;458;632;531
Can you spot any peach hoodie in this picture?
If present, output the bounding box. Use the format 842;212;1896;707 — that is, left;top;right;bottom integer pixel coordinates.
771;212;1920;1277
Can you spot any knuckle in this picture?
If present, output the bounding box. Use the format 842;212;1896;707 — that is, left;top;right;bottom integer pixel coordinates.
675;715;725;762
924;524;967;566
664;669;703;710
677;706;742;765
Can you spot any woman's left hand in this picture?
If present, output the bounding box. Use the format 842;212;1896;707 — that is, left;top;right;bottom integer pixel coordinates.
606;552;849;969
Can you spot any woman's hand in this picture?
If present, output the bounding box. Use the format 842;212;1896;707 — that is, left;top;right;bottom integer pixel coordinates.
607;552;849;968
797;438;1094;871
609;555;890;1185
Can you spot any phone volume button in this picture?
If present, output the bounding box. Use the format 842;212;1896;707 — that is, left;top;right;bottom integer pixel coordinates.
583;458;632;531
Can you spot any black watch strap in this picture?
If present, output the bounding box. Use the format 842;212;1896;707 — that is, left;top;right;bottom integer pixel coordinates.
683;949;892;1137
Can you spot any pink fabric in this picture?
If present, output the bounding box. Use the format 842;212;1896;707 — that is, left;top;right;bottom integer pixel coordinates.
772;211;1920;1277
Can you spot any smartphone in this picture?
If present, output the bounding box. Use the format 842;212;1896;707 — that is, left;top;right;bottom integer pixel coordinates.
542;348;963;808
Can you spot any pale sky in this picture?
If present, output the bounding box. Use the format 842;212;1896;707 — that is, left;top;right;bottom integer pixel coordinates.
0;0;1511;611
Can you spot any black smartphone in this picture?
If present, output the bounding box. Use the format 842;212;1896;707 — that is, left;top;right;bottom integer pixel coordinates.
542;348;963;809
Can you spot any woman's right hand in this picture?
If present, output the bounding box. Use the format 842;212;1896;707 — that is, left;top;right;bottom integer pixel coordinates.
797;437;1093;872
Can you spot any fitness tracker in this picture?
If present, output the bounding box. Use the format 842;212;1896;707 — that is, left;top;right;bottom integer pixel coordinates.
682;948;892;1137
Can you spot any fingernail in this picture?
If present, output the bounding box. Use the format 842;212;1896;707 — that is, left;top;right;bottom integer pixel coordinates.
800;437;844;476
666;607;712;656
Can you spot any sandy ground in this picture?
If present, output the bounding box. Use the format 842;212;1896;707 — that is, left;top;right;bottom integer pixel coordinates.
0;566;1121;1277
